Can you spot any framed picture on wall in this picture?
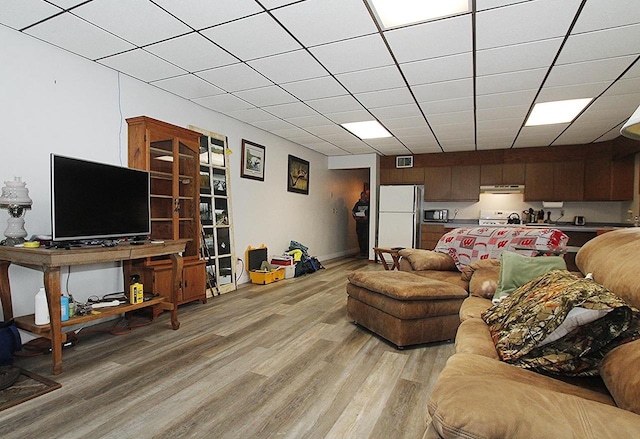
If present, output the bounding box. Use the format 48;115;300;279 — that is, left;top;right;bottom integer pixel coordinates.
287;155;309;195
241;139;265;181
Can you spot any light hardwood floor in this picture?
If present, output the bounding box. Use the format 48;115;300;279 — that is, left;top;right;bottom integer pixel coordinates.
1;258;454;439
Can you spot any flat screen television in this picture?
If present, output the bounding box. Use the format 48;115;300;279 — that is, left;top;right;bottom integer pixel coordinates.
51;154;151;242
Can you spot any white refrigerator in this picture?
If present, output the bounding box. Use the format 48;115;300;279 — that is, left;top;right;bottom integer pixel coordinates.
377;185;422;262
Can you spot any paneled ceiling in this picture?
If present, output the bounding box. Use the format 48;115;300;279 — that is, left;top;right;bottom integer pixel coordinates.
3;0;640;156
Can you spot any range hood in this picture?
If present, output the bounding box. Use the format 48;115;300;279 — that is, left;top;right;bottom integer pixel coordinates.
480;184;525;194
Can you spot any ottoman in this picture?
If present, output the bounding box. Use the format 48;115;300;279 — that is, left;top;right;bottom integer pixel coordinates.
346;270;468;348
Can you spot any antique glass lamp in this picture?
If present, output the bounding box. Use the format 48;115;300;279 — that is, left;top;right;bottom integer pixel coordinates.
0;177;32;246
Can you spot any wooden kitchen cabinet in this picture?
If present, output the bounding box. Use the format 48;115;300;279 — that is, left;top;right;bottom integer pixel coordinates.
584;154;634;201
381;167;424;185
424;167;452;201
421;224;445;250
451;165;480;200
481;163;525;185
525;161;584;201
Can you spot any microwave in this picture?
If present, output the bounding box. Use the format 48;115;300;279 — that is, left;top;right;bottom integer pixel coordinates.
424;209;449;222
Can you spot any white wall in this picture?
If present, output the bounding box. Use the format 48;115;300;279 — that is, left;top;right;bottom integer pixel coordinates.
0;26;364;324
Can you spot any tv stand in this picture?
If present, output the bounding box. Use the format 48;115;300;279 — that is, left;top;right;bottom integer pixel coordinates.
0;240;187;375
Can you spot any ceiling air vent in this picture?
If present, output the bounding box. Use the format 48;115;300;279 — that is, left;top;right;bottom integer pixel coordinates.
396;156;413;168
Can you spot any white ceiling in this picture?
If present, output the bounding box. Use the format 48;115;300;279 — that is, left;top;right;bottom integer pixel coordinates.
3;0;640;156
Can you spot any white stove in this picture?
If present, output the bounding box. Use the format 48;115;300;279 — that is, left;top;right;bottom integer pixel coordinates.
478;210;511;226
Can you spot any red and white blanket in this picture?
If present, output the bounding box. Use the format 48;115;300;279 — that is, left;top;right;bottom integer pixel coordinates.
435;227;568;271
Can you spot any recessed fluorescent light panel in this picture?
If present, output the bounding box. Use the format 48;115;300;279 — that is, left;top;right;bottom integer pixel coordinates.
342;121;392;139
525;98;592;126
368;0;471;29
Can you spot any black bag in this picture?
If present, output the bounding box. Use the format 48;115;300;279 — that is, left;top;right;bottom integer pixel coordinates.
295;257;324;277
0;320;21;367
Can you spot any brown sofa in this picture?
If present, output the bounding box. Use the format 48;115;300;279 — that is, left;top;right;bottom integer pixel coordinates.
426;227;640;438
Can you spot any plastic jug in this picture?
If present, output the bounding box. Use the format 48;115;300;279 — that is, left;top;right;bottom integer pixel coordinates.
35;287;50;325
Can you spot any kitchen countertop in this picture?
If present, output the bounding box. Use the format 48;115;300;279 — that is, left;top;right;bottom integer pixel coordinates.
423;220;637;233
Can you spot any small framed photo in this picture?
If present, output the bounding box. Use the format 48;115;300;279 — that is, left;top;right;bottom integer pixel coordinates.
287;155;309;195
241;140;265;181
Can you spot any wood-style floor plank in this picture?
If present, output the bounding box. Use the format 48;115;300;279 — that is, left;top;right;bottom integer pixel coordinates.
1;257;455;439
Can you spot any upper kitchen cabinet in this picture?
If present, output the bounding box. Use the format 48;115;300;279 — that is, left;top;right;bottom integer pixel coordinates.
525;161;584;201
380;166;425;185
424;167;452;201
451;165;480;200
480;163;525;185
424;165;480;201
584;154;634;201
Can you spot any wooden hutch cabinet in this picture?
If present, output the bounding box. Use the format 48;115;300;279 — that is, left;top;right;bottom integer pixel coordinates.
126;116;206;306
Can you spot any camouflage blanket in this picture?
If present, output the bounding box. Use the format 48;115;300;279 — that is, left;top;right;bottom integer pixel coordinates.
482;269;640;376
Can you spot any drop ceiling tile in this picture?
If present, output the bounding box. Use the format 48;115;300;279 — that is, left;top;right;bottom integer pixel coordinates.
336;66;406;94
98;49;186;82
401;52;473;86
233;85;297;107
260;0;300;9
558;24;640;65
24;12;134;60
305;125;348;136
72;0;191;46
48;1;87;8
252;119;297;131
196;63;272;92
476;0;581;50
285;115;335;128
365;137;406;148
270;126;311;138
319;133;362;143
382;116;428;129
477;137;515;150
310;34;394;75
1;0;61;30
225;107;277;123
384;15;472;63
248;50;327;84
606;76;640;97
476;38;563;76
280;76;346;101
476;89;537;110
370;103;423;120
439;139;475;151
201;13;300;61
263;102;319;119
546;56;637;87
426;110;475;126
324;109;375;124
514;126;568;147
306;143;353;155
476;68;547;95
193;93;254;112
391;125;433;137
153;0;262;30
272;0;377;47
477;1;537;12
420;97;474;116
476;104;530;121
572;0;640;33
355;88;415;109
407;144;442;154
307;95;364;114
537;82;609;102
412;78;473;103
145;33;237;72
152;74;225;99
476;117;523;133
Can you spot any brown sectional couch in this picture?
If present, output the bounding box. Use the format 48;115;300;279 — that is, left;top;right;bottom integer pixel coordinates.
424;228;640;438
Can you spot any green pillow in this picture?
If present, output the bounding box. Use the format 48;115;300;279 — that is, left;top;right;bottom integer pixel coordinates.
493;251;567;303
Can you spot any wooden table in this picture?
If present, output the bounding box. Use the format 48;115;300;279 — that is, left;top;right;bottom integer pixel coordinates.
0;240;186;375
373;247;402;270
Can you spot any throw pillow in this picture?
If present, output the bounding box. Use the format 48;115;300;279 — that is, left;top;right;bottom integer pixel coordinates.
599;339;640;415
460;259;501;299
397;248;456;271
492;251;566;303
